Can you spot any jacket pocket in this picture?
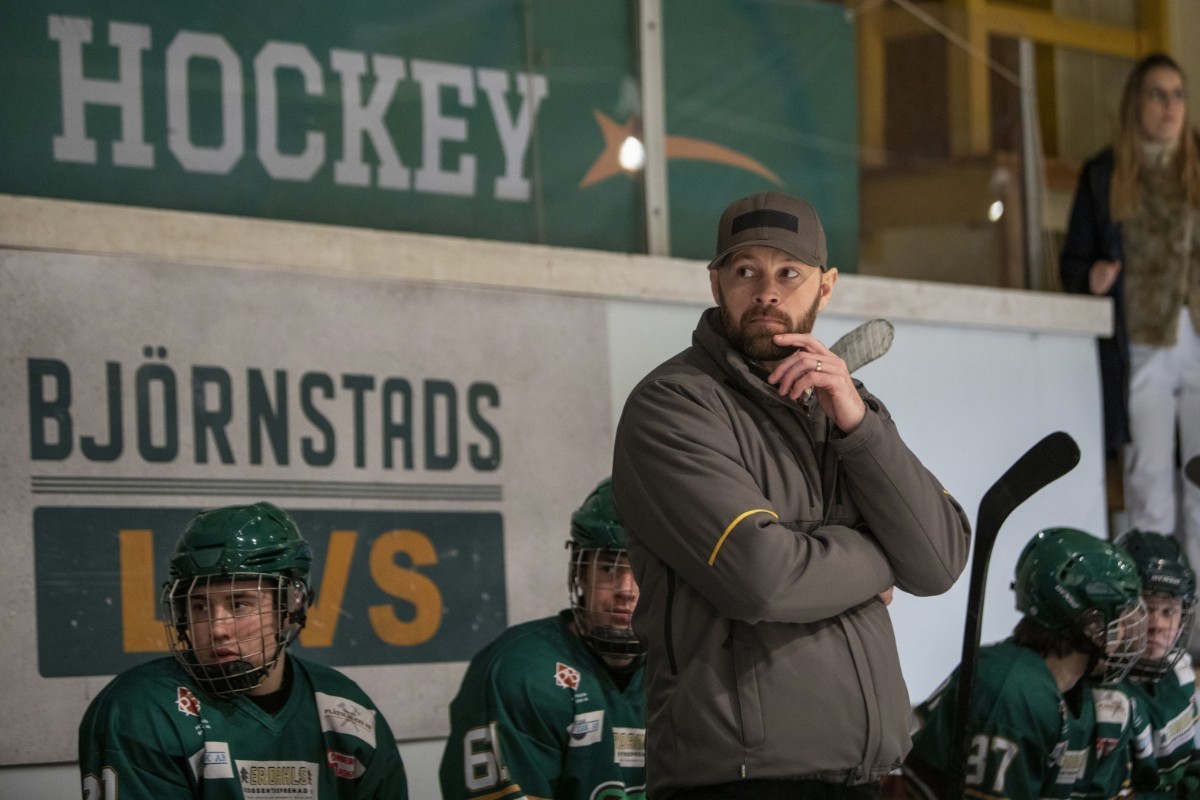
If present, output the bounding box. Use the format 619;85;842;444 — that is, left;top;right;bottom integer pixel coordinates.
728;620;765;749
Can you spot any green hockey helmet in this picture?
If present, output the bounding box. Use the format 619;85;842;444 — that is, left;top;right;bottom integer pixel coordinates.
1117;529;1196;680
1014;527;1147;682
167;501;312;585
161;502;312;697
1015;528;1141;629
567;478;643;660
1117;530;1196;601
569;477;627;551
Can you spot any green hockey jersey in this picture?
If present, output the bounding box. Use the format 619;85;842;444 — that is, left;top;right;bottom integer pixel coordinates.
1116;654;1199;799
1083;680;1145;799
78;655;409;799
905;640;1096;800
439;611;646;800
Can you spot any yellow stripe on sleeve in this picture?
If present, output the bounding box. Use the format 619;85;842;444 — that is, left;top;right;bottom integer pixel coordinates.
708;509;779;565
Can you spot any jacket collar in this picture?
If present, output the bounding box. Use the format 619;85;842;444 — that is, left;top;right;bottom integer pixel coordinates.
694;307;803;411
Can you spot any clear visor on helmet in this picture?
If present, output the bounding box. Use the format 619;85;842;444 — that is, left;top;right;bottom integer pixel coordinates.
1130;593;1195;682
568;548;643;660
161;573;306;697
1082;598;1149;684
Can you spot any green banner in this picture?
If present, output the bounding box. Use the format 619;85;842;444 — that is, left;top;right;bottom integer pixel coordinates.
0;0;857;263
0;0;642;251
663;0;859;268
35;506;506;677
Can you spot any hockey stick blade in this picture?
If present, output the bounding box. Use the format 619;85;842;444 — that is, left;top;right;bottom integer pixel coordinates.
831;318;894;374
803;319;894;414
946;431;1081;798
1187;455;1200;489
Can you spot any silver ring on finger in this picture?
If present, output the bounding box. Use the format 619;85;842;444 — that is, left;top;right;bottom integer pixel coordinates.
816;360;823;372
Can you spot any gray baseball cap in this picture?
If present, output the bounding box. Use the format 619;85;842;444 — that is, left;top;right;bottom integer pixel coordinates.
706;191;828;271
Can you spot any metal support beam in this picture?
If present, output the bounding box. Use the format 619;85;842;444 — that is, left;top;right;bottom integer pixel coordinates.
639;0;670;256
1018;37;1044;291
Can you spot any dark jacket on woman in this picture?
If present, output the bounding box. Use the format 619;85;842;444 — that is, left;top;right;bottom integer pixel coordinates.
1059;148;1129;457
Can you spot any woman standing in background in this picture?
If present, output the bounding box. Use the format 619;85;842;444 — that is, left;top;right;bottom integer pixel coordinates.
1060;52;1200;566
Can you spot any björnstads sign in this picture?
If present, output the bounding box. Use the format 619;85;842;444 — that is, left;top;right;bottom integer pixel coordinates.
0;248;613;763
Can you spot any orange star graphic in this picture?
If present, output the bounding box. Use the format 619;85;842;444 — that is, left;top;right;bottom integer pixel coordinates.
579;110;782;188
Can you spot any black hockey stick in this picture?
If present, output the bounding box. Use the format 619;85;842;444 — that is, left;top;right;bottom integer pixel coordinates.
946;431;1081;798
1187;455;1200;489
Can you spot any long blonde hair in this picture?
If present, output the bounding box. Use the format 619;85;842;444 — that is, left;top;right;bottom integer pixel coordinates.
1110;52;1200;221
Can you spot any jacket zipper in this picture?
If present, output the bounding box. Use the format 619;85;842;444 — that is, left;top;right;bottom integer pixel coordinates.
722;378;818;508
664;564;678;676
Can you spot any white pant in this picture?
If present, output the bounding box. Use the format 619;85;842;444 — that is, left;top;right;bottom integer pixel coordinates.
1124;311;1200;568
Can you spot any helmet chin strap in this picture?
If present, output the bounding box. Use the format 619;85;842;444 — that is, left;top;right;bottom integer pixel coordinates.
1068;623;1108;680
1081;646;1104;681
582;625;644;658
188;657;267;696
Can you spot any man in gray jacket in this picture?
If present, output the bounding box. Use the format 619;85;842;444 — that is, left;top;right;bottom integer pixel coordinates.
611;191;971;799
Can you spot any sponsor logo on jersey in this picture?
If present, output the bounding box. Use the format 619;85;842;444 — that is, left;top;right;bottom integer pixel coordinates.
236;760;318;798
1054;748;1089;784
176;686;201;717
315;692;376;748
555;661;581;690
188;742;235;780
612;727;645;767
567;710;604;747
326;749;365;780
1157;705;1197;755
1094;737;1121;759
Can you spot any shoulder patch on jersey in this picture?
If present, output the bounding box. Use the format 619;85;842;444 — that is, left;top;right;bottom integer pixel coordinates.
1174;653;1196;685
1093;687;1132;726
567;709;604;747
315;692;377;748
176;686;201;717
555;661;581;690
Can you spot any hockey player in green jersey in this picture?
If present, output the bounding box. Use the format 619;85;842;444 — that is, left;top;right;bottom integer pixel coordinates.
1095;530;1199;799
900;527;1148;800
439;477;646;800
78;502;410;799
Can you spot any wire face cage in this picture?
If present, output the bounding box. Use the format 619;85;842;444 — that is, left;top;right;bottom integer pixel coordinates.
162;573;307;697
568;548;643;659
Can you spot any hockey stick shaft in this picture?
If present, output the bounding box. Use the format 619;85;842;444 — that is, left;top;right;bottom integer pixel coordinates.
945;431;1081;798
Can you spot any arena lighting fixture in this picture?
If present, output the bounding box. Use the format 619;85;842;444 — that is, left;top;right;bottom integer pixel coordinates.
619;135;646;171
987;199;1005;222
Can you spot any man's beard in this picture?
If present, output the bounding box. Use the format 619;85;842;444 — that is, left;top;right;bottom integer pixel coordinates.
717;287;822;362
